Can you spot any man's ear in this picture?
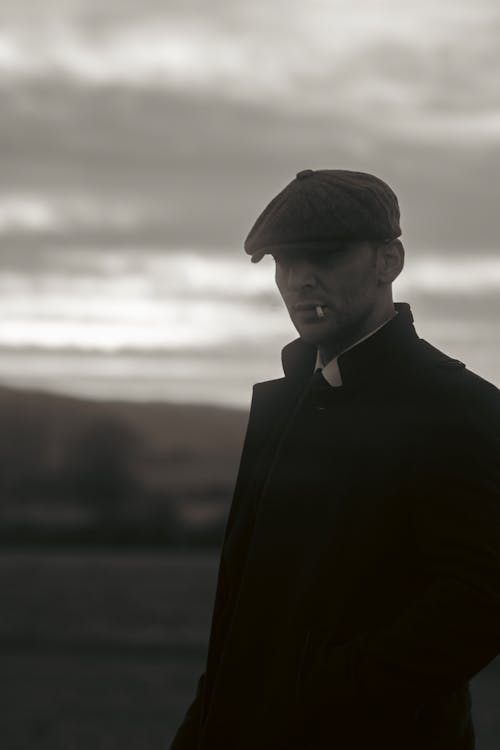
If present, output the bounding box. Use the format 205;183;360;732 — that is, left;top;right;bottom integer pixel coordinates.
377;240;404;284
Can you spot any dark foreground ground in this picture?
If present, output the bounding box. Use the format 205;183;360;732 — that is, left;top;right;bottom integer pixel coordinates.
1;549;499;749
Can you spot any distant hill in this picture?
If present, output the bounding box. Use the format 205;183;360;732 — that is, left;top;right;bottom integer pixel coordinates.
0;386;248;545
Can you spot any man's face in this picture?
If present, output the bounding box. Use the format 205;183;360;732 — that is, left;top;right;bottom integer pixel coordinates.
274;241;381;350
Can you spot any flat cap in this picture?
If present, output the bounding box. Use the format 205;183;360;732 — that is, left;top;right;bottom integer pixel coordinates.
244;169;402;262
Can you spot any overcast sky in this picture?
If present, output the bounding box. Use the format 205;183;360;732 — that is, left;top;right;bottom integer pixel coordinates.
0;0;499;406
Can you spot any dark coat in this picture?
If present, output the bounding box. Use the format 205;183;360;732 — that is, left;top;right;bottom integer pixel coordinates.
171;303;500;750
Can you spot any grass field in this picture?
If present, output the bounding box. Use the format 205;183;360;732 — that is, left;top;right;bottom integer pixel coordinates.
1;549;499;749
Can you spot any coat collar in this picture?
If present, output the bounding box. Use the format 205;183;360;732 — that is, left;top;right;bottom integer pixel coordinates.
281;302;420;389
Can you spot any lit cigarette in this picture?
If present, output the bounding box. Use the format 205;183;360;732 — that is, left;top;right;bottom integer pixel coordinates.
315;305;325;319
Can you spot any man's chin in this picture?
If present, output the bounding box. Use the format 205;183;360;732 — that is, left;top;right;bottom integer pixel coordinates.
296;324;339;346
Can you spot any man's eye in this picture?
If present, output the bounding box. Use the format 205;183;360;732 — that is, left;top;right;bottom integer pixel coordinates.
308;251;333;266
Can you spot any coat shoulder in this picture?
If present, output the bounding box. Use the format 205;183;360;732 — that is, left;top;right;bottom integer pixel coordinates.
410;340;500;438
414;339;499;400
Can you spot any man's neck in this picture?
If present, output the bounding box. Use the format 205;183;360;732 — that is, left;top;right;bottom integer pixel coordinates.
318;307;397;368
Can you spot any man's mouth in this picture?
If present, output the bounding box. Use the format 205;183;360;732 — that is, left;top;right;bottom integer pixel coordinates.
293;302;328;320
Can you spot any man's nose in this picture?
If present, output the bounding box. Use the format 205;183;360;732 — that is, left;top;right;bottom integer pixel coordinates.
286;260;317;290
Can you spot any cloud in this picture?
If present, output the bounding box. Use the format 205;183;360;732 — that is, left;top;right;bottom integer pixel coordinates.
0;0;499;142
0;194;151;234
0;79;499;254
0;250;498;354
0;0;498;255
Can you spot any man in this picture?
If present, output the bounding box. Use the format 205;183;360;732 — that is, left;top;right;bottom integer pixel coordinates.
171;170;500;749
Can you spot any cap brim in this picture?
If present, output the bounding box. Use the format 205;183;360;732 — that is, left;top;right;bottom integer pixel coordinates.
249;239;355;263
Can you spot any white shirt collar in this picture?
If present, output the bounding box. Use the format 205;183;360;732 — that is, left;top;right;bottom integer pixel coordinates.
314;310;398;388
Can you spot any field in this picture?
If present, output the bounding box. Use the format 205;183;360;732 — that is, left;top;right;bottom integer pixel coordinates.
0;549;216;749
1;549;499;749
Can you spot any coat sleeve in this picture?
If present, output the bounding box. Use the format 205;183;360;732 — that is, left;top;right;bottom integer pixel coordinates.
169;551;236;749
298;392;500;717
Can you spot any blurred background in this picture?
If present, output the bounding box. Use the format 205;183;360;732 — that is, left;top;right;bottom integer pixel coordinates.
0;0;499;748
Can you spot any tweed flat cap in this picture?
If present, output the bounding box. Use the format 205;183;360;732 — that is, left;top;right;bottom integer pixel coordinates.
244;169;402;262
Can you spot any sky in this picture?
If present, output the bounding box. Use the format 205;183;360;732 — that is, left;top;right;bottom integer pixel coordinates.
0;0;499;407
